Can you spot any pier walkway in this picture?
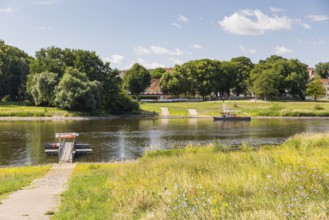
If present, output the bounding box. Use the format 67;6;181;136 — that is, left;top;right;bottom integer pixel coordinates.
59;142;74;162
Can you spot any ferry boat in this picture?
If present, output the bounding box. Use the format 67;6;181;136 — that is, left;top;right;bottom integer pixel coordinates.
213;104;251;121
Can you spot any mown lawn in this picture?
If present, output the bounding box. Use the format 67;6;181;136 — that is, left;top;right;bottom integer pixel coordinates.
140;100;329;117
0;101;78;117
0;165;50;201
54;133;329;219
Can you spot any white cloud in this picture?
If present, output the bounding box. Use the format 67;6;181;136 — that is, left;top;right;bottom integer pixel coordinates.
296;19;312;29
218;9;292;35
239;45;257;54
103;54;124;64
307;15;329;22
295;39;303;44
134;45;183;56
302;23;312;29
275;46;294;55
171;23;182;29
150;46;183;56
168;58;183;65
270;7;286;13
0;8;14;13
189;44;202;49
178;15;189;23
136;59;165;69
134;46;152;55
313;39;327;45
36;26;53;31
36;1;55;5
249;49;257;54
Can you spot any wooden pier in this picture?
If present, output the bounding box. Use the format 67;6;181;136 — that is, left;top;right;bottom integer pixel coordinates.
44;133;92;163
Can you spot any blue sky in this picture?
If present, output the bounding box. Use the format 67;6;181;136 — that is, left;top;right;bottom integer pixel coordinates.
0;0;328;70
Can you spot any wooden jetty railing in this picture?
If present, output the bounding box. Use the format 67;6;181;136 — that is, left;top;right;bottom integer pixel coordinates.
56;133;78;163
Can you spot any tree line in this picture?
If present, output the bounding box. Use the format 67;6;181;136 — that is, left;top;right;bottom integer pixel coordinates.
0;41;138;114
1;40;329;114
124;56;328;101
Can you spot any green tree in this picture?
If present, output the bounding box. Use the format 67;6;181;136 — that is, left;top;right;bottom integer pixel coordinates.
183;59;220;100
252;69;279;100
55;68;102;113
284;59;308;100
306;77;326;101
315;62;329;79
249;55;308;100
0;41;30;101
160;72;181;98
123;63;151;100
159;65;191;98
249;61;279;100
230;56;254;96
28;46;139;114
72;49;105;82
29;47;106;81
27;71;59;106
150;67;166;79
101;64;138;114
215;61;233;98
29;47;66;77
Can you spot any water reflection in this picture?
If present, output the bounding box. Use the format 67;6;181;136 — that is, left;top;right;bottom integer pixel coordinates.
0;118;329;166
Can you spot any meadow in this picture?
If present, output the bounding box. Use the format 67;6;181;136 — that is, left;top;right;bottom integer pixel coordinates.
0;165;50;201
0;102;75;117
140;100;329;117
53;133;329;219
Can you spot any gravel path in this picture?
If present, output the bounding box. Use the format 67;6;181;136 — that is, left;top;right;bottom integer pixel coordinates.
0;163;75;220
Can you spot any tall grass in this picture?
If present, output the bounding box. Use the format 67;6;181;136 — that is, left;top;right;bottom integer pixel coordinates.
54;133;329;219
0;165;50;200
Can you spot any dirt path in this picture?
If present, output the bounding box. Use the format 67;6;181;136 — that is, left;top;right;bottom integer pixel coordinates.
0;163;75;220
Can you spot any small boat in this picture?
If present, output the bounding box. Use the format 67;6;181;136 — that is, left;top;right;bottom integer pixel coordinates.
213;114;251;121
213;104;251;121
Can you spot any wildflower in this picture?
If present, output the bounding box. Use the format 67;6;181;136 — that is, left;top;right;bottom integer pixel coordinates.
267;175;272;179
165;189;172;195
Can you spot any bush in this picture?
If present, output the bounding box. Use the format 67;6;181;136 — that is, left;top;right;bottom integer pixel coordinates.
314;104;325;110
107;93;139;114
212;139;231;152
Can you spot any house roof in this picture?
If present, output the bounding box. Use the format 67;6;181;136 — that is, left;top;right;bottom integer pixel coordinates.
150;79;160;88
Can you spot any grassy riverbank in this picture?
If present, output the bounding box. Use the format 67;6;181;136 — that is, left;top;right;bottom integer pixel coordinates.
0;102;77;117
0;165;50;200
54;133;329;219
140;100;329;117
2;100;329;118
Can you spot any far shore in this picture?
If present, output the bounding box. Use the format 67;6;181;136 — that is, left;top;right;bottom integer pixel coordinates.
0;116;119;121
2;115;329;121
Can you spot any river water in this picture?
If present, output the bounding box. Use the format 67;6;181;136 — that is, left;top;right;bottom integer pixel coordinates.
0;118;328;166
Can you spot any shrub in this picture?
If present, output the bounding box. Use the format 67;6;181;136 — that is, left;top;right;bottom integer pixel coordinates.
314;104;325;110
212;139;231;152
